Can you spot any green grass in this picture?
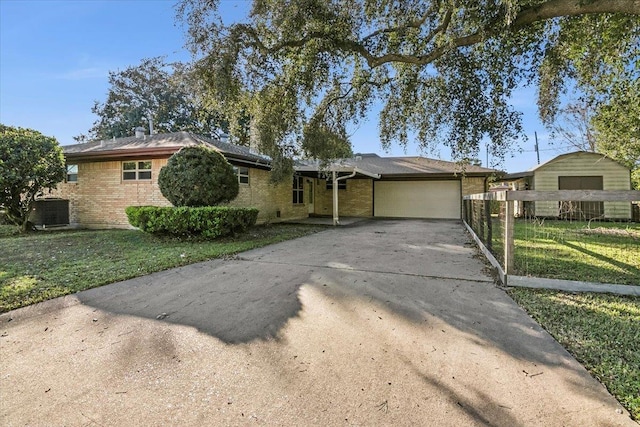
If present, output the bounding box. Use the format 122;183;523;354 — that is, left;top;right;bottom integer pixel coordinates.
0;224;20;238
485;219;640;285
0;224;324;313
508;288;640;420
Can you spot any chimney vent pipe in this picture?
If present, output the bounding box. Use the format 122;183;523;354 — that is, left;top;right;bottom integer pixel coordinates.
134;127;145;139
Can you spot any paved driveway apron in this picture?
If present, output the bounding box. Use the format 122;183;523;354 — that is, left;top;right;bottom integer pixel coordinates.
0;220;634;426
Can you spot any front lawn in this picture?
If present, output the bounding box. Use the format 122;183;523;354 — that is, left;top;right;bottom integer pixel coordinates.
0;224;324;313
508;288;640;420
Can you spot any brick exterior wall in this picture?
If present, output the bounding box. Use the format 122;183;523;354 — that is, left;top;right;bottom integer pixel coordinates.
48;158;306;228
231;168;308;223
48;157;490;228
49;159;172;228
461;176;487;196
313;178;373;217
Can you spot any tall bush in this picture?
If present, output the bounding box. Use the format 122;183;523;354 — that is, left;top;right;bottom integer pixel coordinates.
158;145;239;207
0;124;66;232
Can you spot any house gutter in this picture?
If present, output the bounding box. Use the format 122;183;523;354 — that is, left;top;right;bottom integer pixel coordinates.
380;172;493;180
64;147;181;161
332;167;381;226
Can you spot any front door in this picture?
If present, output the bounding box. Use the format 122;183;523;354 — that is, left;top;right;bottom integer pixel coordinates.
307;179;315;214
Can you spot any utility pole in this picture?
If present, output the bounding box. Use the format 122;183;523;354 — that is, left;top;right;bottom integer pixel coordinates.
534;131;540;164
485;142;489;167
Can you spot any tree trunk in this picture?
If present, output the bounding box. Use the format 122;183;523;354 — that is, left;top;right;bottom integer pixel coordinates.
5;200;37;233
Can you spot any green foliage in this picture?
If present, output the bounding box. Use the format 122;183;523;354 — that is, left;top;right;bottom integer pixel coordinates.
85;57;233;141
0;124;65;233
177;0;639;169
508;289;640;420
538;13;639;188
537;14;639;124
125;205;258;238
302;115;353;162
593;79;640;189
158;146;239;207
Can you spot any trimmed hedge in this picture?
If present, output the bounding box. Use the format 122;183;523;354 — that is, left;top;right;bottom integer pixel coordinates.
125;206;259;238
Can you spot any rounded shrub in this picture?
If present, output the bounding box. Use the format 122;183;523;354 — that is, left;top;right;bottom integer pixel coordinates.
158;146;239;207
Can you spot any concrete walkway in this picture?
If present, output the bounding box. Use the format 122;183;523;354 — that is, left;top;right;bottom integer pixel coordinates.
0;220;635;426
284;215;369;226
509;275;640;296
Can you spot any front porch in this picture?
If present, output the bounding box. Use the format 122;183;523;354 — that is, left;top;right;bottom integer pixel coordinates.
284;215;369;226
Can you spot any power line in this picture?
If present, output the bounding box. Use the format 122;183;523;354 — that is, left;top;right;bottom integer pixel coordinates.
521;145;580;153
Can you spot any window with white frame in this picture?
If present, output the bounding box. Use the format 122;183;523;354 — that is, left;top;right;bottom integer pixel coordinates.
234;166;250;184
66;164;78;182
292;175;304;204
122;161;152;181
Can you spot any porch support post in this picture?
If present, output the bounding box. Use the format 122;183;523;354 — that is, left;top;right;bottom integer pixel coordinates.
332;170;339;226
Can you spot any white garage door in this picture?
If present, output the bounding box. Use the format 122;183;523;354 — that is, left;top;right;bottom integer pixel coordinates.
374;180;461;219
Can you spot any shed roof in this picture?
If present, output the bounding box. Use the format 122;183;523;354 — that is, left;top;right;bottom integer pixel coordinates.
496;151;629;182
532;151;628;171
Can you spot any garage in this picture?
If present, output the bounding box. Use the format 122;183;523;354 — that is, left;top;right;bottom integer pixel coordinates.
374;180;461;219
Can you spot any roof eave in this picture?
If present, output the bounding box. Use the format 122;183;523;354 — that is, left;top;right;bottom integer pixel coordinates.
494;171;534;182
353;167;381;179
64;146;271;169
227;156;271;170
380;171;493;179
64;147;180;162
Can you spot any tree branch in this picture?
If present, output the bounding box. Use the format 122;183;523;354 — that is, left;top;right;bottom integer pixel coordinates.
234;0;639;69
361;9;433;42
423;9;452;46
513;0;640;27
368;0;640;67
317;85;355;117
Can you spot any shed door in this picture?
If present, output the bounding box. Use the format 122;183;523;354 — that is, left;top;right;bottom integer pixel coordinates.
374;180;461;219
558;176;603;219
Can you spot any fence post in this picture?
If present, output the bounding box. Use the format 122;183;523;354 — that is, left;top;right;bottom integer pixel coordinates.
503;200;515;279
484;200;492;249
476;201;484;241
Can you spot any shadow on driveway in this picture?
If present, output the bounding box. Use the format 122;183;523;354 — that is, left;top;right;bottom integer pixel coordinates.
2;220;634;426
77;258;307;344
76;220;573;368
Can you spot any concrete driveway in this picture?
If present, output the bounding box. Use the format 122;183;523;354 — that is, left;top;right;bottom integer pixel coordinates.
0;220;634;426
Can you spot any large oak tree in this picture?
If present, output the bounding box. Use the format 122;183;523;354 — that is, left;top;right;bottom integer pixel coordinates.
83;57;234;142
177;0;639;175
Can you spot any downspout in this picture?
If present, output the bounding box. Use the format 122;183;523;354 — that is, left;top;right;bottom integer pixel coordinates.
332;169;357;226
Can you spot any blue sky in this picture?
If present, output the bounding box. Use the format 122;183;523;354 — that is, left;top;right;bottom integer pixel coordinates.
1;0;566;172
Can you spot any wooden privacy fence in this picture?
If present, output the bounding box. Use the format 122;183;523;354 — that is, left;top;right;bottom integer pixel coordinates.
462;190;640;287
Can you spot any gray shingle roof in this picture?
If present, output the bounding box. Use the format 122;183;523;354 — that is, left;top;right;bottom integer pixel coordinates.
296;153;495;177
63;131;269;164
63;133;495;177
